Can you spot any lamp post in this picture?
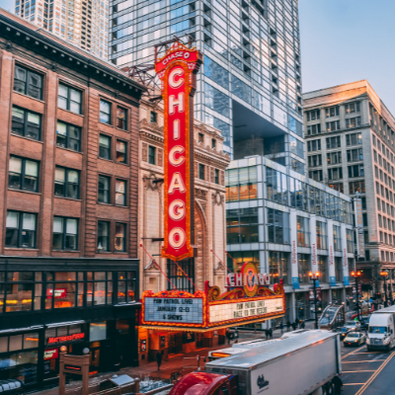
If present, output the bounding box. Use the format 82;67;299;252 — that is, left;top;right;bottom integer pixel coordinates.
309;271;320;329
380;270;389;306
351;271;362;321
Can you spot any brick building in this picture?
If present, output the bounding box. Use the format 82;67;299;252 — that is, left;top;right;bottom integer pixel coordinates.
0;10;145;390
138;97;230;362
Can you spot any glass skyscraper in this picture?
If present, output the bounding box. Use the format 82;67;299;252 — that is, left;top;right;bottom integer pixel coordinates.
110;0;305;171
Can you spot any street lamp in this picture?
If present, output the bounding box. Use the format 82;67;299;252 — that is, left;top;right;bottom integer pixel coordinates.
309;271;320;329
380;270;389;306
351;271;362;321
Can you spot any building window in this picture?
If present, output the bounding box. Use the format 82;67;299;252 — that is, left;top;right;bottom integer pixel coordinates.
267;209;290;245
226;167;257;202
214;169;219;184
11;106;41;140
346;117;361;129
54;167;79;199
346;132;362;146
347;148;363;162
327;151;342;165
167;259;195;293
269;252;289;285
198;133;204;143
115;179;126;205
335;257;343;282
86;272;113;306
150;111;157;123
58;83;82;114
345;102;360;114
308;154;322;167
318;256;327;282
211;139;216;149
226;208;259;244
328;183;344;193
14;65;43;100
116;140;127;163
99;99;111;124
309;170;323;182
349;181;365;194
346;229;354;253
307;139;321;152
97;221;110;251
226;251;259;273
298;254;309;284
115;223;126;252
325;106;339;118
306;109;320;121
297;216;309;247
326;136;341;149
326;121;340;132
316;221;327;250
117;271;136;303
5;211;37;249
333;225;342;251
98;175;110;203
9;156;39;192
306;124;321;135
56;121;81;151
328;167;343;181
199;164;205;180
53;217;78;250
148;145;156;165
348;164;364;178
116;107;127;130
99;134;111;159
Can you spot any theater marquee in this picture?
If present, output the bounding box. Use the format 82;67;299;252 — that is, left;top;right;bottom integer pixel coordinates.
155;41;202;261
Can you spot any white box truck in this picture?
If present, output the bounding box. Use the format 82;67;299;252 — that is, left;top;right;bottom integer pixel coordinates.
169;331;341;395
367;305;395;351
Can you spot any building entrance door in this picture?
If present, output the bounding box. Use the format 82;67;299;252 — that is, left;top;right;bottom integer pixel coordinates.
168;334;182;354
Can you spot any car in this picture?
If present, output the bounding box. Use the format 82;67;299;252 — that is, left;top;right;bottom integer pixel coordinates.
344;332;366;347
339;327;353;340
360;316;371;330
344;320;361;331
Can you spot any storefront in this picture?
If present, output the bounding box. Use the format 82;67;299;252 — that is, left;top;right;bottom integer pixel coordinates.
0;258;140;391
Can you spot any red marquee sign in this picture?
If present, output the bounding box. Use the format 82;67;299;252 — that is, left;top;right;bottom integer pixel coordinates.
155;41;202;261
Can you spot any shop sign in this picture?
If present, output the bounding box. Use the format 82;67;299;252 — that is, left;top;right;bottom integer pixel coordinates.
44;348;59;360
155;41;202;261
47;332;85;345
46;288;67;299
309;288;322;302
140;339;147;352
141;263;285;332
65;365;82;372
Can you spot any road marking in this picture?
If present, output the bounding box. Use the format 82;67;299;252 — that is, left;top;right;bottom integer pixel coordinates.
342;370;375;373
342;347;366;359
354;351;395;395
342;360;386;363
344;383;365;386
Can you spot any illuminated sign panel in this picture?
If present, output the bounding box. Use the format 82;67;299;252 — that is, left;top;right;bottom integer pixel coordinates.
47;333;85;345
155;42;202;261
144;297;204;324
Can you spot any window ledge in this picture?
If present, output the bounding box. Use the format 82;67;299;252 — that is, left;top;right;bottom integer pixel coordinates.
54;196;81;201
8;189;41;196
99;121;112;127
13;90;45;104
52;249;80;252
4;247;38;251
11;132;43;144
56;145;83;155
115;127;129;133
58;108;84;118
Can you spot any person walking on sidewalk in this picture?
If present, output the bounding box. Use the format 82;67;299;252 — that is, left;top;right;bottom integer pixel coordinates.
286;321;291;332
280;322;284;334
156;350;163;371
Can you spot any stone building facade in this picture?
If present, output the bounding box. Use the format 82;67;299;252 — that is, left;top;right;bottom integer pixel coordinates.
138;98;230;296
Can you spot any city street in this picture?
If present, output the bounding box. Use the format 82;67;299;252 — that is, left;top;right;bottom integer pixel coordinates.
341;343;395;395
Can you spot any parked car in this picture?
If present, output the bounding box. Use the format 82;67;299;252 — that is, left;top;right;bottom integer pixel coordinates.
344;332;366;347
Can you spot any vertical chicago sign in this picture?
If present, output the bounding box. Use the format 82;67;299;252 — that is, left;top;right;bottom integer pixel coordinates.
155;41;202;261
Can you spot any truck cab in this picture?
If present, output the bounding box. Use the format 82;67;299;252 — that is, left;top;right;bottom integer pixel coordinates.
367;310;395;351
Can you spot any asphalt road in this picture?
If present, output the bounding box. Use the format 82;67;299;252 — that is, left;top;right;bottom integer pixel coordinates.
341;341;395;395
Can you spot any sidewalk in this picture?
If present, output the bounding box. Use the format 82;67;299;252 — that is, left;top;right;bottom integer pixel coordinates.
37;324;315;395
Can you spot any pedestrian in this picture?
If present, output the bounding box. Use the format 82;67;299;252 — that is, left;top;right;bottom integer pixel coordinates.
269;328;273;339
280;322;284;334
286;321;291;332
332;374;343;395
301;320;305;329
265;329;269;339
156;350;163;371
292;322;297;331
295;318;300;329
226;329;231;345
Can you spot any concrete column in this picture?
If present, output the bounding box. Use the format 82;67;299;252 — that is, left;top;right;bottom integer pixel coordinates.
327;219;336;286
290;209;299;288
341;225;350;286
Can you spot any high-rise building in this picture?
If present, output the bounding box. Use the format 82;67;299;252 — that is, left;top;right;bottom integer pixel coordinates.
109;0;305;168
304;80;395;299
14;0;108;59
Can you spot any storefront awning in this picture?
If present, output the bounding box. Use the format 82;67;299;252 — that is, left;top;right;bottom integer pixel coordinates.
0;325;43;334
46;321;85;328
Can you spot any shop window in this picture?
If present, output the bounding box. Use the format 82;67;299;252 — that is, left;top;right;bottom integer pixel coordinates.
45;272;78;309
115;223;126;252
116;107;127;130
54;167;80;199
117;271;136;303
116;140;127;163
5;211;37;249
11;106;41;141
99;134;111;159
0;350;38;384
99;99;111;124
90;322;107;341
14;65;43;100
56;121;81;151
52;217;78;250
87;272;109;306
58;83;82;114
8;156;39;192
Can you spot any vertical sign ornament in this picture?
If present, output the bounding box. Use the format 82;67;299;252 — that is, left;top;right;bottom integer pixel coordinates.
155;41;202;261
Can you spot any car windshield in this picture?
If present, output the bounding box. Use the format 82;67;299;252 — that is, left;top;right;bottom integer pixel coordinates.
346;321;356;326
347;333;359;338
341;328;348;333
369;326;387;334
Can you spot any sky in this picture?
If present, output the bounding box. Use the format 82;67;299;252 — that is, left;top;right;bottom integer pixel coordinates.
299;0;395;113
2;0;395;112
